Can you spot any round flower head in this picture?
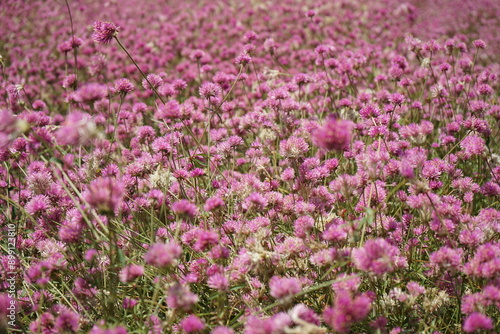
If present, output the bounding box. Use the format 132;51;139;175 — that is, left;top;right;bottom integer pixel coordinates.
313;114;353;152
93;20;119;44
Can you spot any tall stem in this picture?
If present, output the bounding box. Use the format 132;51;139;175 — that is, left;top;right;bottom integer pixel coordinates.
114;37;166;105
65;0;78;85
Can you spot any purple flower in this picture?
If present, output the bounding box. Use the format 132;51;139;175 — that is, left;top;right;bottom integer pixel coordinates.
54;309;80;333
313;115;353;152
279;136;309;158
119;264;144;283
172;200;198;218
463;243;500;278
92;20;119;44
463;312;493;332
204;196;224;211
144;241;182;268
142;73;163;91
207;273;229;291
199;82;222;100
83;177;124;215
211;326;234;334
71;83;108;103
113;78;135;96
323;292;371;333
352;238;407;275
179;315;205;333
429;246;463;273
166;283;199;311
235;52;252;66
56;111;97;146
269;276;302;300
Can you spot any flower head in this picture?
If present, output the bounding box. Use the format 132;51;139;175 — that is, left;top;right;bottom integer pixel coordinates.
144;241;182;268
352;238;407;275
463;312;493;332
313;115;353;152
92;20;119;44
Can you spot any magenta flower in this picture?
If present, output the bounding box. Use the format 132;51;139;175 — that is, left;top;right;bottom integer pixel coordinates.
323;292;371;333
269;276;302;300
83;177;124;215
199;82;222;100
92;20;119;44
179;315;205;333
113;78;135;96
463;312;493;332
144;241;182;268
166;283;199;311
207;273;229;291
54;309;80;333
352;238;407;275
119;264;144;283
172;199;198;218
312;115;354;152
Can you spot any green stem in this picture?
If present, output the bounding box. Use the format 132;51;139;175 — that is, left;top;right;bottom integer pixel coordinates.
114;37;166;105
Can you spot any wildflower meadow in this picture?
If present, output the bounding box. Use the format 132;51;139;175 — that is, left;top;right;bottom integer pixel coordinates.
1;0;500;333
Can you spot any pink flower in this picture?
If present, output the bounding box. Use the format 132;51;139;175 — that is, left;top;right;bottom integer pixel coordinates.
172;200;198;218
279;136;309;158
352;238;407;275
207;273;229;291
92;21;119;44
313;115;353;152
269;276;302;300
323;292;371;333
463;312;493;332
83;177;124;215
144;241;182;268
180;315;205;333
166;283;199;311
119;264;144;283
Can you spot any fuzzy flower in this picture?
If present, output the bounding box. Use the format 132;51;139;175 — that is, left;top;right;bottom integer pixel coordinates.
113;78;135;96
211;326;234;334
204;196;224;211
71;83;108;103
459;135;485;159
199;82;222;101
54;308;80;333
25;194;51;216
119;264;144;283
279;136;309;158
235;52;252;66
207;273;229;291
463;243;500;278
167;283;199;311
323;292;371;333
312;115;353;152
352;238;407;275
180;315;205;333
144;241;182;268
463;312;493;332
56;111;97;146
269;276;302;300
83;177;124;215
429;247;463;273
172;200;198;218
142;73;164;91
92;20;119;44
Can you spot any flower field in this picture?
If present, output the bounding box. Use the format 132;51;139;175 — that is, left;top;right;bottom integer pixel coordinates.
1;0;499;333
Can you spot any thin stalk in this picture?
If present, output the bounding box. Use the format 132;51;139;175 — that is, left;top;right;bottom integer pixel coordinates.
65;0;78;84
114;37;166;105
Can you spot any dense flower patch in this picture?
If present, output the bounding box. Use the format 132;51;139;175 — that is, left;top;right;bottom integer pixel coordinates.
1;0;499;333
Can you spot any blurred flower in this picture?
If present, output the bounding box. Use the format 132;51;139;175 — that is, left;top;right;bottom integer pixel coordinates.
313;115;353;152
